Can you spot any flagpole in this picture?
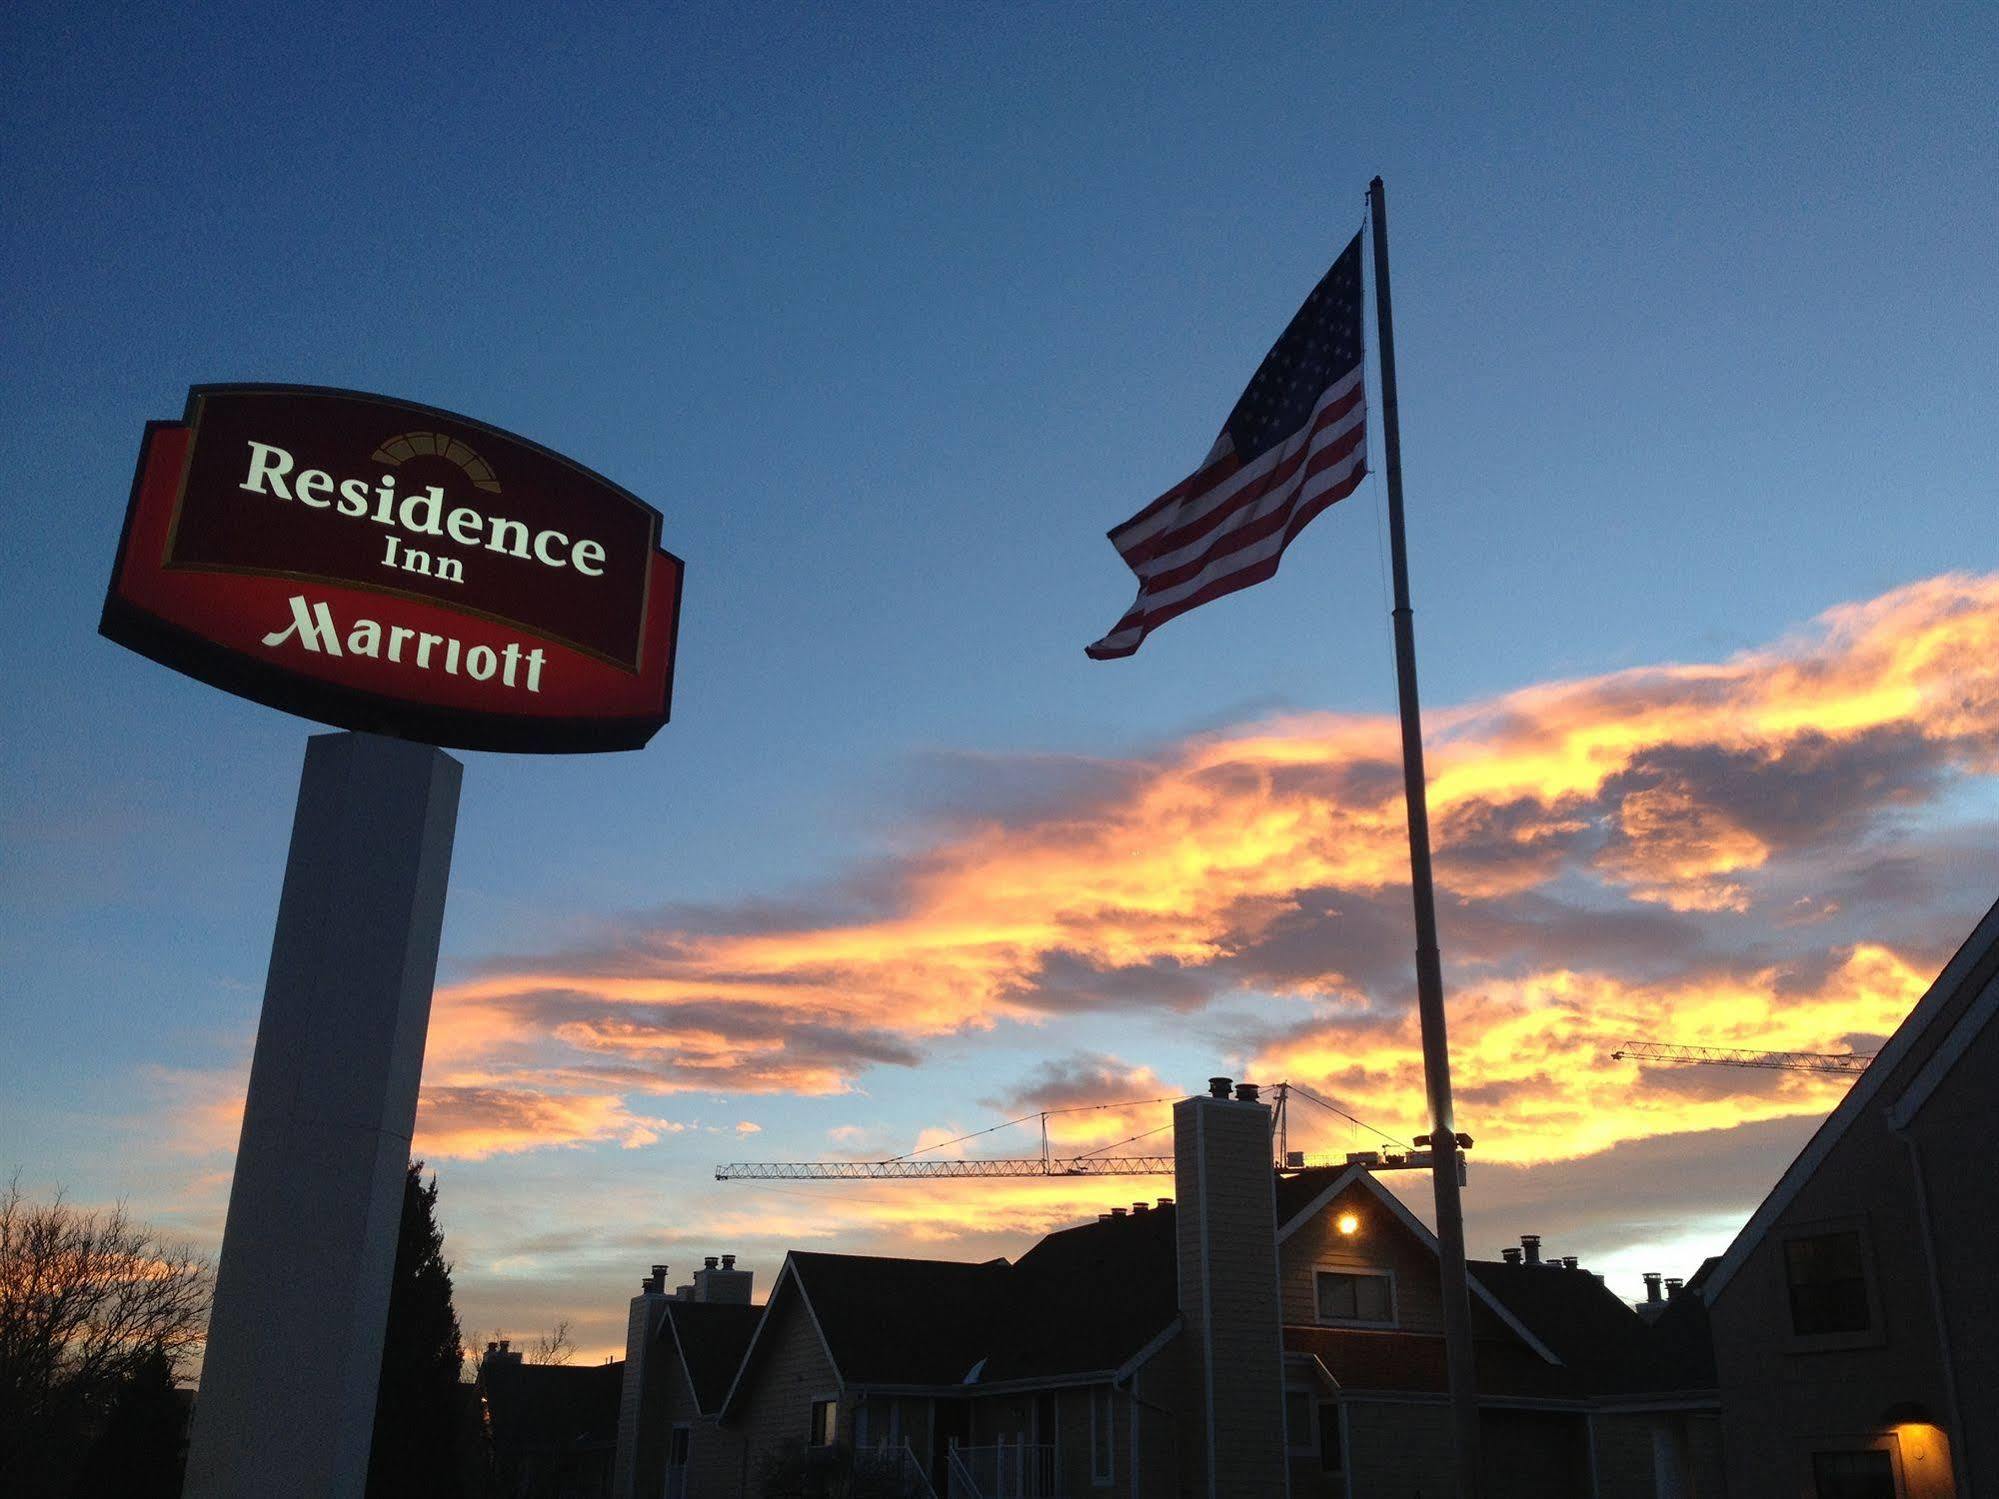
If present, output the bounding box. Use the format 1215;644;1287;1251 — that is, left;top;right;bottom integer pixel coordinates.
1368;174;1483;1498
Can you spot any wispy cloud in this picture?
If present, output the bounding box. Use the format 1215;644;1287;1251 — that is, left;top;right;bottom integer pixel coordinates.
425;573;1997;1180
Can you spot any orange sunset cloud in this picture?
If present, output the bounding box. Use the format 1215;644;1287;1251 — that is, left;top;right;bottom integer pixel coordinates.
421;573;1999;1167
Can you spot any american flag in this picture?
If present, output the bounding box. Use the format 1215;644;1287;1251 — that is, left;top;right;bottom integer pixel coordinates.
1086;231;1368;660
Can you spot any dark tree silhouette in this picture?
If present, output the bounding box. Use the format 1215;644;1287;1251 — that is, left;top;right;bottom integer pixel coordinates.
365;1162;465;1499
0;1180;207;1496
71;1346;187;1499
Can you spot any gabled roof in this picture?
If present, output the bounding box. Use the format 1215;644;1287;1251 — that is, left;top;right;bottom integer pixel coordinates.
788;1251;1011;1385
1467;1260;1651;1392
661;1300;762;1414
979;1205;1178;1384
718;1215;1187;1413
1627;1258;1720;1398
1704;894;1999;1304
1276;1163;1563;1366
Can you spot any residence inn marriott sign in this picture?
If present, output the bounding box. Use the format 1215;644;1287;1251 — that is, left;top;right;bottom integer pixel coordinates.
101;384;686;1499
102;384;685;751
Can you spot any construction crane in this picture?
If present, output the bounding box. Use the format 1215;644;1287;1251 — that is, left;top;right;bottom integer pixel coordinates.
714;1155;1173;1180
1610;1040;1876;1076
714;1083;1437;1181
715;1098;1178;1180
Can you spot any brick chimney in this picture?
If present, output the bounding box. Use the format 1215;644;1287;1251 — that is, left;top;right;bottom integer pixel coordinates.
1521;1233;1543;1266
693;1252;753;1305
612;1263;672;1498
1175;1076;1286;1499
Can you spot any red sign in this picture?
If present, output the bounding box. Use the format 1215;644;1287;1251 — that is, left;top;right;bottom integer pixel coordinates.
102;385;685;753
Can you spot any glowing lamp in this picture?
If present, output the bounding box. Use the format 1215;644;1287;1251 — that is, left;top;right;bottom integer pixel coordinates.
1336;1212;1360;1236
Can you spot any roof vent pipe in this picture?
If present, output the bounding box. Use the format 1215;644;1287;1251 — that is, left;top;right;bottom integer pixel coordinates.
1521;1234;1543;1266
1235;1082;1261;1103
1643;1273;1663;1303
1208;1076;1233;1099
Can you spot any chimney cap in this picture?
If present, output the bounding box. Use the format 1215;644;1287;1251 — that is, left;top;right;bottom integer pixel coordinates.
1235;1082;1261;1103
1132;1202;1149;1214
1502;1247;1522;1264
1562;1255;1579;1271
1208;1076;1233;1098
1156;1197;1173;1209
721;1254;736;1270
1110;1206;1127;1217
703;1255;719;1270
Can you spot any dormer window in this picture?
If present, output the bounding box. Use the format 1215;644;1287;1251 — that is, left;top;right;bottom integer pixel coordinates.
1315;1268;1396;1327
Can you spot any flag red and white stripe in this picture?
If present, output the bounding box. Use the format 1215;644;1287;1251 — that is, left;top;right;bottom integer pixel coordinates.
1087;233;1368;660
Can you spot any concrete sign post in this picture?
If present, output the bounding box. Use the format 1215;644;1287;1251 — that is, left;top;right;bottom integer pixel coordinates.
183;732;460;1498
100;385;684;1499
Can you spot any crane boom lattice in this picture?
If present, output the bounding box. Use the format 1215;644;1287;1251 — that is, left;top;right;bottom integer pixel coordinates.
1611;1040;1875;1075
714;1156;1173;1180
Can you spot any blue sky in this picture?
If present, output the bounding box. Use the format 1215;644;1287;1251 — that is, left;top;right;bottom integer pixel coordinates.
4;3;1995;1355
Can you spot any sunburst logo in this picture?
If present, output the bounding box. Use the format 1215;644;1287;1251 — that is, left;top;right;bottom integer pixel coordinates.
370;431;501;493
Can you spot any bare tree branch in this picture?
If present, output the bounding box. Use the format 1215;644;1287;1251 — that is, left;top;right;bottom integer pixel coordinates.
525;1319;573;1367
0;1177;210;1489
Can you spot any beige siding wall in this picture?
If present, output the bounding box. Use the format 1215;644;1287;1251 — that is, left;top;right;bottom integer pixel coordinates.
1710;959;1996;1499
1908;1000;1998;1497
1281;1182;1446;1334
1687;1414;1726;1499
1345;1401;1456;1498
1587;1413;1656;1499
728;1285;840;1496
664;1360;746;1499
1480;1408;1589;1498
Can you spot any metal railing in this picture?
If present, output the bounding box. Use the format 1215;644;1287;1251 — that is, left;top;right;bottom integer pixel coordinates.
946;1443;1059;1499
847;1443;937;1499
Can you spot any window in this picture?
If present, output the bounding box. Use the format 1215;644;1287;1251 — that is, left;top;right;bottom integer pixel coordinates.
1089;1384;1114;1485
1284;1390;1313;1455
1318;1402;1343;1474
1785;1230;1871;1336
1315;1268;1395;1326
1811;1449;1896;1499
809;1398;837;1448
